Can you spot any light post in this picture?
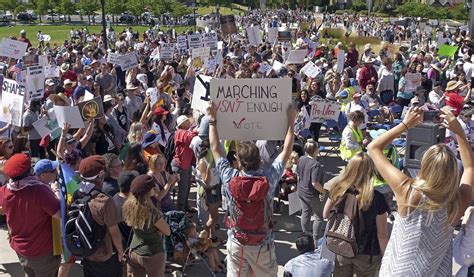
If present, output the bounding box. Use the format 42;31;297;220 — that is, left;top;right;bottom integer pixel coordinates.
100;0;107;49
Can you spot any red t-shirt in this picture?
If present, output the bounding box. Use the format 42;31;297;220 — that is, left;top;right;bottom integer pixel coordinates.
173;129;198;169
445;92;464;116
0;182;60;257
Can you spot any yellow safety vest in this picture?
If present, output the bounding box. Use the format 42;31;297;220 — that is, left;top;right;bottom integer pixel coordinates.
340;126;363;161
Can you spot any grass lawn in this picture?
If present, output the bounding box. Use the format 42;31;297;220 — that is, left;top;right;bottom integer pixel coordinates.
0;25;193;46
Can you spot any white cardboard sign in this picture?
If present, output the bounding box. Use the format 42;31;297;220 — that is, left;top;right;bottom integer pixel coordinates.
0;38;28;59
210;78;292;140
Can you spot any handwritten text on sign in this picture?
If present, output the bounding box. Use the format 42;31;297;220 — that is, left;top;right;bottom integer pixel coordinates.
309;98;341;123
210;78;291;140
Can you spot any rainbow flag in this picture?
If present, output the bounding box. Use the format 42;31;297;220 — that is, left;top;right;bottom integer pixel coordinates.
57;163;80;262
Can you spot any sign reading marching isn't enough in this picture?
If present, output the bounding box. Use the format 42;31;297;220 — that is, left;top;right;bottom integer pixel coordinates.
210;78;291;140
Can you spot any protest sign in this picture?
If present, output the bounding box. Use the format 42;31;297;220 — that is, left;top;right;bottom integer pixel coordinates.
438;44;459;58
160;43;175;61
267;27;278;43
247;26;262;46
0;38;28;59
177;35;188;53
107;52;121;65
405;73;422;92
26;65;45;100
210;78;292;140
44;65;60;78
309;98;342;123
300;61;321;78
77;97;105;121
220;15;238;35
120;52;139;71
278;31;292;41
54;105;85;129
203;32;218;49
285;49;307;64
336;50;345;73
191;47;210;70
191;75;212;113
188;34;203;49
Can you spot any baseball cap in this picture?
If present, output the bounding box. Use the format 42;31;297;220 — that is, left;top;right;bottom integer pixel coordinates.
34;159;59;176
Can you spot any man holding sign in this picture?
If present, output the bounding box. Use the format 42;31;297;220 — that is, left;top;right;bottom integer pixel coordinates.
209;101;296;276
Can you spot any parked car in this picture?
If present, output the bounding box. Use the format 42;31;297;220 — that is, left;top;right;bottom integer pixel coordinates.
17;12;36;21
119;12;136;24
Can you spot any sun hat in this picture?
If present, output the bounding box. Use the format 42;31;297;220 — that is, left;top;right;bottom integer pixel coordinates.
34;159;59;176
176;115;190;128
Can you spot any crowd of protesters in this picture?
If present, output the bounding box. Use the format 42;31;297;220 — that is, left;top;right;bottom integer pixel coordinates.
0;8;473;277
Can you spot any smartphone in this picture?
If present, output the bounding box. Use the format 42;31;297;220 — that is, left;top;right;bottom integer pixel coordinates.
423;110;441;123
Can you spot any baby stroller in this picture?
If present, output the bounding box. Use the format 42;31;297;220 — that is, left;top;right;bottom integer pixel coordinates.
164;211;216;276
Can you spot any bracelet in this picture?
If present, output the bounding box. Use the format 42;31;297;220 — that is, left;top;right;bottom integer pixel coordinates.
401;122;409;130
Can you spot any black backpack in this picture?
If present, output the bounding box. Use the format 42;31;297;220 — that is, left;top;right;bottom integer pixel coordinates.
64;189;107;257
164;132;175;173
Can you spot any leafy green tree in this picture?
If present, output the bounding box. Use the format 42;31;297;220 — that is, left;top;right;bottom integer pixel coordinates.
78;0;98;24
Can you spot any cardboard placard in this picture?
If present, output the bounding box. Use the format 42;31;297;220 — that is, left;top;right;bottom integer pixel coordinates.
220;15;238;35
54;105;85;129
300;61;321;78
188;34;203;49
0;38;28;59
405;73;422;93
285;49;307;64
191;75;212;113
26;65;45;100
77;96;105;121
210;78;292;140
309;98;342;123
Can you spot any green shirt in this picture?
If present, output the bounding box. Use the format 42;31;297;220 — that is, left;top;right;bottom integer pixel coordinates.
130;208;164;256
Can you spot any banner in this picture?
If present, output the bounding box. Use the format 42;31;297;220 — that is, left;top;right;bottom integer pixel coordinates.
26;65;45;100
220;15;238;35
210;78;292;140
77;96;105;121
120;52;139;71
191;47;210;70
0;38;28;59
309;98;341;123
203;32;218;49
188;34;203;49
405;72;422;92
191;75;212;113
300;61;321;78
44;65;60;78
54;105;85;129
285;49;307;64
247;26;262;46
160;43;175;61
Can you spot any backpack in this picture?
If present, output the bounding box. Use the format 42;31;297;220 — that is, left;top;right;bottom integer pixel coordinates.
326;188;364;258
164;132;175;173
64;189;107;257
226;176;272;245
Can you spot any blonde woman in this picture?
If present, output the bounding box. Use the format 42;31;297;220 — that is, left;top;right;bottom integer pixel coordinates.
323;152;389;276
368;106;474;276
123;174;171;277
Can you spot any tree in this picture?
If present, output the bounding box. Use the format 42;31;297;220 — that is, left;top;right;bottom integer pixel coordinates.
78;0;98;24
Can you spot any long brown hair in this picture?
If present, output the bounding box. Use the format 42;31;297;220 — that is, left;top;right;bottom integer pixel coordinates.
329;152;376;211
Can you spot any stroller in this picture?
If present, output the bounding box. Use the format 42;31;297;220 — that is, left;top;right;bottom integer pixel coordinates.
164;211;216;276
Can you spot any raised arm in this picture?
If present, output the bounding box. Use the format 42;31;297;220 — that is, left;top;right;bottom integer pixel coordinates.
368;106;423;199
276;105;297;163
208;101;225;161
440;108;474;222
